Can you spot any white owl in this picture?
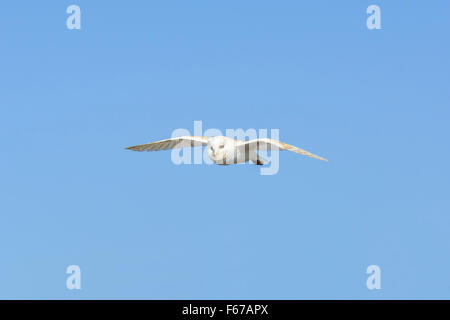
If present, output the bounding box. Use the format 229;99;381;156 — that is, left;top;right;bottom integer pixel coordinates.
126;136;328;165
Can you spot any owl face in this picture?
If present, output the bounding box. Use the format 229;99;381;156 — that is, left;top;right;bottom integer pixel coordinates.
207;136;234;164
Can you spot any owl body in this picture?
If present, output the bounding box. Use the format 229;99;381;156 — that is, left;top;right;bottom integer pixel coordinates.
207;136;258;165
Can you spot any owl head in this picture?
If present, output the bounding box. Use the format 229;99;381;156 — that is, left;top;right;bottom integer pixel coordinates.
207;136;235;165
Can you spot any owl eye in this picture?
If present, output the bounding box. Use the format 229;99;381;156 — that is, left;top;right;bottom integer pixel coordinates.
219;144;224;149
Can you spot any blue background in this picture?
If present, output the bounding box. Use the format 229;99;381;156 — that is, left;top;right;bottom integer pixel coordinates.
1;1;449;299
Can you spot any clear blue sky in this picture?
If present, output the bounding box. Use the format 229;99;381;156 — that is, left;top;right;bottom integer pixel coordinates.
1;1;449;299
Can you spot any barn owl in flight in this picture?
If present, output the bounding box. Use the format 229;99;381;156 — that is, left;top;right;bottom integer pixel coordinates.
125;136;328;165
